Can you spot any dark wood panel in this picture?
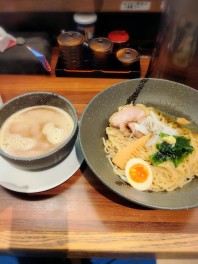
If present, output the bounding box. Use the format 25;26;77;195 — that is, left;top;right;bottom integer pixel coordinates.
0;0;163;12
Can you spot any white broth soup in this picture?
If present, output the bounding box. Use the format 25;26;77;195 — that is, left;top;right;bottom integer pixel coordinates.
0;105;74;157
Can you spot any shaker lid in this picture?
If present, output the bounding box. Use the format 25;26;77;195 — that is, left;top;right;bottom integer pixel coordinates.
73;13;97;25
116;48;139;64
89;37;113;52
108;30;129;44
57;31;84;46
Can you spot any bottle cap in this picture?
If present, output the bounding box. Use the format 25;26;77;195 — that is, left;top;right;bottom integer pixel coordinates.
73;13;97;25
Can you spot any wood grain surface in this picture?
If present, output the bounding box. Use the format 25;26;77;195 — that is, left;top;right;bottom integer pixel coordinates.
0;49;198;259
0;0;163;12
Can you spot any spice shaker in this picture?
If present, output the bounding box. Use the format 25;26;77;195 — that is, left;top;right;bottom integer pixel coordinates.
73;13;97;42
108;30;129;53
116;48;139;67
89;37;113;68
57;31;84;69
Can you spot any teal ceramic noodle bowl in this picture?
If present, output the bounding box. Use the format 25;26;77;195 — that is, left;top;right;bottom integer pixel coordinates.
0;92;78;170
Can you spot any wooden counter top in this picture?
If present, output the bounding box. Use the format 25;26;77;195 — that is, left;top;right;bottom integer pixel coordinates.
0;50;198;260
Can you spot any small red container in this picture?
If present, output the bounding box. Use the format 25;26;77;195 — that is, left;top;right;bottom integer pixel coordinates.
108;30;129;52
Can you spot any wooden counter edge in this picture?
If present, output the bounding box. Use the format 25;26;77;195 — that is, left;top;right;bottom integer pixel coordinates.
1;231;198;259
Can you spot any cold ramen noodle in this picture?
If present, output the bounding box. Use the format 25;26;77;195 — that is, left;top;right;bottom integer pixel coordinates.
0;105;74;158
102;104;198;192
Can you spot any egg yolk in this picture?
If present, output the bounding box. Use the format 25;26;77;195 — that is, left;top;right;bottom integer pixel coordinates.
129;163;149;183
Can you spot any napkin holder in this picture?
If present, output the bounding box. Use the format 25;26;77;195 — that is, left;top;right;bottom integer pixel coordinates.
0;32;52;74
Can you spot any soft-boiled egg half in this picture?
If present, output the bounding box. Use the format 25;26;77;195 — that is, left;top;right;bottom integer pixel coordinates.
125;158;153;191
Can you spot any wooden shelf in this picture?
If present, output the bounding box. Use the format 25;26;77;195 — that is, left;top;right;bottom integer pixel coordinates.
0;0;163;12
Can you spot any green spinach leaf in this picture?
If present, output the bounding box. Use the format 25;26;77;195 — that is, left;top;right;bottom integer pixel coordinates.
150;134;194;167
